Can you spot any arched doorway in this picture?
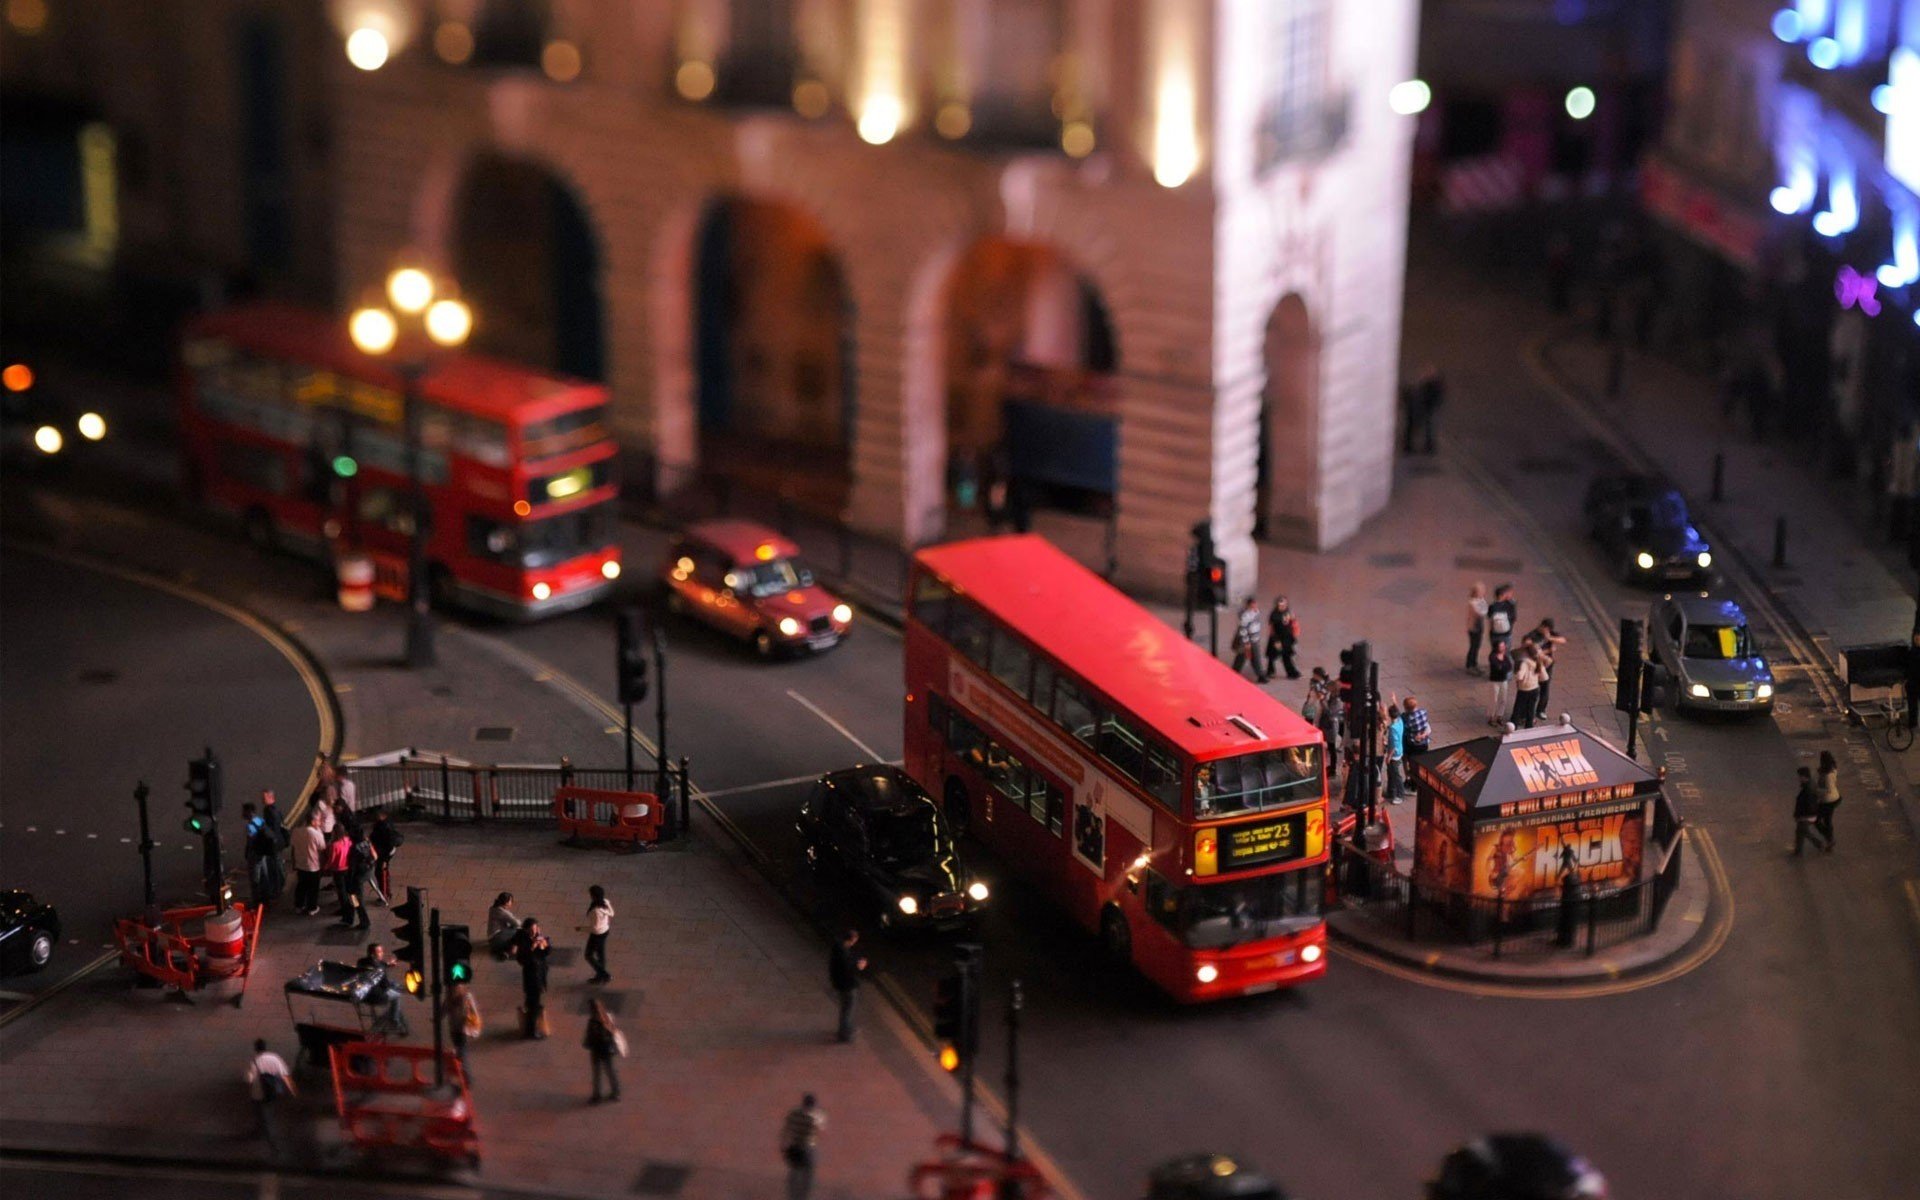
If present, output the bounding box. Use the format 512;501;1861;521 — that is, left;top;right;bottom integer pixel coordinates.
690;197;854;516
450;155;605;381
1255;294;1320;544
943;239;1119;529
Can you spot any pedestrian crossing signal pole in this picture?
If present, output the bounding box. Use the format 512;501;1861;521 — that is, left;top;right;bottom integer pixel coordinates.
133;781;156;909
429;906;445;1088
934;944;984;1147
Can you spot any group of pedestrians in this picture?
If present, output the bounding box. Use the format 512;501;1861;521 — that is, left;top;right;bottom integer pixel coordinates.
1467;582;1571;730
1229;594;1302;683
1791;751;1845;855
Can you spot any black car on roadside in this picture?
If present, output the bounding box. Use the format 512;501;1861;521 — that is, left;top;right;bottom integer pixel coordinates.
0;890;60;975
1582;473;1713;585
797;765;990;930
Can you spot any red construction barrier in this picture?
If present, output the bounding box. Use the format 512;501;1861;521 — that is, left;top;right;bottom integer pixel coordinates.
330;1041;479;1165
910;1136;1050;1200
113;902;267;1003
554;785;661;849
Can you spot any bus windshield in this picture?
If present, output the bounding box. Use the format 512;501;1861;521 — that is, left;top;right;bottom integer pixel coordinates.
472;502;613;569
1150;871;1320;949
1193;746;1322;817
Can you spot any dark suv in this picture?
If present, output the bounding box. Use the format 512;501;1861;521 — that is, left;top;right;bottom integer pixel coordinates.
0;890;60;975
1582;474;1713;585
797;765;989;929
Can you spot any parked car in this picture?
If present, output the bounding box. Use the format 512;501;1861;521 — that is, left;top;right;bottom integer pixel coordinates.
0;890;60;975
1582;474;1712;585
1648;593;1775;713
660;519;852;657
797;765;989;929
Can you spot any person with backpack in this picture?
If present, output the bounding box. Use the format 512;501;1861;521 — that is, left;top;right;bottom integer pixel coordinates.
1265;595;1302;681
584;997;624;1104
246;1038;297;1158
368;810;404;902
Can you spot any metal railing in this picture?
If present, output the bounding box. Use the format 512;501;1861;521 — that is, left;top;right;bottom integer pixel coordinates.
343;750;692;839
1335;828;1687;959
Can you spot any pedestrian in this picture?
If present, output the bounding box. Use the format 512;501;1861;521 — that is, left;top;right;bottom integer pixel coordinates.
1530;619;1567;716
577;884;614;984
1230;596;1268;682
1791;766;1828;856
445;978;480;1074
243;804;285;907
1511;643;1544;729
245;1037;296;1158
318;758;357;814
1385;702;1407;803
487;891;521;959
513;918;551;1039
324;826;353;920
1465;582;1489;674
584;997;624;1104
781;1093;827;1200
1308;668;1341;762
259;789;289;848
368;809;403;903
316;791;337;837
1401;695;1431;758
828;928;867;1044
1815;750;1842;852
1487;638;1514;726
290;809;325;916
356;943;411;1036
1402;364;1444;454
336;826;373;930
1265;595;1302;681
1486;583;1518;663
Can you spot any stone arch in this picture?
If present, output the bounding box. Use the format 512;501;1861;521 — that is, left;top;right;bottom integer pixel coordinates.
1256;293;1322;545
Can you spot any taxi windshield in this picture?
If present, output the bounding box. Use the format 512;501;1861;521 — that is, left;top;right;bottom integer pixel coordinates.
871;808;943;867
737;557;816;599
1684;622;1753;659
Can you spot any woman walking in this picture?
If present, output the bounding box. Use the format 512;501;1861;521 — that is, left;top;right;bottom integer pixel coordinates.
1510;643;1544;729
1815;750;1842;851
1465;582;1489;674
578;885;614;984
1487;639;1513;726
584;998;623;1104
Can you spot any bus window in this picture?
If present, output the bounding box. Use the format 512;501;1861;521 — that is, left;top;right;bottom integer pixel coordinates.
1052;677;1098;747
990;630;1032;695
1029;657;1056;715
948;598;991;666
1098;711;1146;783
1144;742;1183;812
1042;779;1064;834
927;692;948;739
911;572;955;637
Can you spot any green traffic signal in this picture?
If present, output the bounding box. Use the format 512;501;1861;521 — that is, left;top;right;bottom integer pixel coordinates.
448;961;471;983
184;815;211;835
332;455;358;478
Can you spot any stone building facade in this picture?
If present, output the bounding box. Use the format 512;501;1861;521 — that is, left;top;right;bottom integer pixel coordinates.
328;0;1420;593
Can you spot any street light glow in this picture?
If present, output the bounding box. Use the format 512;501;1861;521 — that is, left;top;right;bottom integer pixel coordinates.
1388;79;1432;116
1565;86;1597;120
349;306;398;356
33;425;62;454
77;412;107;441
387;267;433;314
425;298;473;347
857;94;903;145
345;26;390;71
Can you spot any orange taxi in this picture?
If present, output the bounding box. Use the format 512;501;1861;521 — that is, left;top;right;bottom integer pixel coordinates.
661;520;852;657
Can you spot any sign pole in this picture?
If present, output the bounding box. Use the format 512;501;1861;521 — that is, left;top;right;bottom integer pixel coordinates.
429;907;445;1088
134;781;155;908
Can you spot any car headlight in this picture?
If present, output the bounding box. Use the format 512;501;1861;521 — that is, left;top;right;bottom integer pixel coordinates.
897;895;919;916
1689;683;1710;698
1300;943;1322;964
778;616;801;636
77;412;106;441
601;560;621;580
831;603;853;624
966;881;989;902
1697;551;1712;568
1635;551;1655;570
33;425;61;455
1195;963;1219;984
1756;683;1773;699
531;581;552;601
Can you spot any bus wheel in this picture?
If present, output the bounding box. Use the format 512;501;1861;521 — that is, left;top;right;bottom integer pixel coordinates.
943;778;971;837
1100;907;1131;963
243;508;275;552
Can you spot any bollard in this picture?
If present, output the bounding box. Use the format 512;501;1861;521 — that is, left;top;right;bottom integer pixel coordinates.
1711;453;1725;502
1773;516;1788;567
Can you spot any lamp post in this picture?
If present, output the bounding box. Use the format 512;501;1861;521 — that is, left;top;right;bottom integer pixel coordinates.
349;267;473;669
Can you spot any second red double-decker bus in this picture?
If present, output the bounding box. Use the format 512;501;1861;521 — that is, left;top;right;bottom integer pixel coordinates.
179;303;621;618
903;535;1330;1002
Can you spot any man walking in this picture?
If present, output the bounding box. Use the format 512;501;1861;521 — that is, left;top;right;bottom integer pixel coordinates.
1486;584;1518;664
1229;596;1268;682
1791;767;1828;856
781;1093;827;1200
245;1038;296;1158
1402;364;1444;455
1265;595;1301;681
290;809;325;916
828;928;867;1044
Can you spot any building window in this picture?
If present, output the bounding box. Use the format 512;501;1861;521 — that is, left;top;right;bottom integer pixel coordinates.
1256;0;1347;171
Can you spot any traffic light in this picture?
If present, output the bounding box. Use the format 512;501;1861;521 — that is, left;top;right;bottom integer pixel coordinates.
932;945;982;1072
183;751;221;835
1615;619;1644;713
617;606;650;705
439;923;473;987
393;887;428;996
1640;661;1673;713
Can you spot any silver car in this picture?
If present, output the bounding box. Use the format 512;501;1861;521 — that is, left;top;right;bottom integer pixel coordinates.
1648;594;1775;712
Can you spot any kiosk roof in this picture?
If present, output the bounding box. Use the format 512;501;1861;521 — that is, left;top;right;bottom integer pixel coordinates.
1409;722;1658;814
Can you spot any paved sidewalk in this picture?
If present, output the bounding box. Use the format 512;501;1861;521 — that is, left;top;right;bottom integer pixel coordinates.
0;492;956;1198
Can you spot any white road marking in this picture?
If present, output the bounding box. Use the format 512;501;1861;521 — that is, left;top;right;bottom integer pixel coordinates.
785;689;884;760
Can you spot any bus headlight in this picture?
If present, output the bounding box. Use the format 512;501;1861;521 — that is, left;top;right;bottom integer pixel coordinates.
32;425;62;455
832;603;853;624
967;881;989;902
531;582;552;601
1635;551;1655;570
601;560;621;580
1300;943;1323;964
779;616;801;636
1697;551;1712;569
1689;683;1710;699
897;895;919;916
1195;963;1219;985
77;412;107;441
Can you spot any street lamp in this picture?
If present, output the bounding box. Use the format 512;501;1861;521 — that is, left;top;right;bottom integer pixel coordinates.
348;266;473;669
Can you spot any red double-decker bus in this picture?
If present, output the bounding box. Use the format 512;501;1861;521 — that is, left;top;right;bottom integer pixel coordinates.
903;536;1331;1002
179;303;621;619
